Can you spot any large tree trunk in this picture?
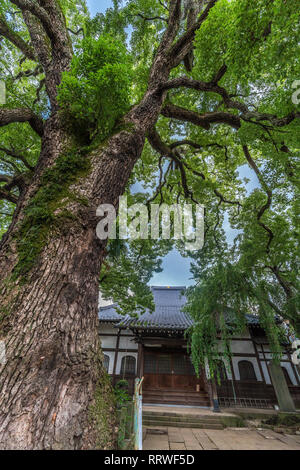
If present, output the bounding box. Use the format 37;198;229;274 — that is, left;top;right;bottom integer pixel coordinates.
0;0;174;443
0;116;146;448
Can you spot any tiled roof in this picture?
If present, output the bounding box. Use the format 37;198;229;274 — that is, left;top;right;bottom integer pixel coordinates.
118;305;194;330
98;304;122;322
245;314;260;325
98;286;261;331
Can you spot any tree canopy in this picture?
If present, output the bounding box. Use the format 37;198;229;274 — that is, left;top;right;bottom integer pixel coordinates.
0;0;299;377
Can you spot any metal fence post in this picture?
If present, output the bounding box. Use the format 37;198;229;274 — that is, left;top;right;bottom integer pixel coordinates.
133;377;144;450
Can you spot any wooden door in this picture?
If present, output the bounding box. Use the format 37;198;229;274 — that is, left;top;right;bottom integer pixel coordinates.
143;351;202;391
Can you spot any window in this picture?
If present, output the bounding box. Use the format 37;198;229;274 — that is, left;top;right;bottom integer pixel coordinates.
238;360;257;381
282;366;293;386
120;356;136;376
173;355;196;376
144;354;157;374
158;354;172;374
103;355;110;372
144;353;196;376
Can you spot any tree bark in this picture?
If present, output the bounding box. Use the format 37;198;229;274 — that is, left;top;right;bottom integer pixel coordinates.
0;82;165;448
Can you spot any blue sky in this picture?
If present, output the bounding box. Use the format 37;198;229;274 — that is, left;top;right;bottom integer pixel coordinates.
85;0;258;287
87;0;112;17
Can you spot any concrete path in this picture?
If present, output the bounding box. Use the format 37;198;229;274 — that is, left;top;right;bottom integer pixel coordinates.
143;426;300;450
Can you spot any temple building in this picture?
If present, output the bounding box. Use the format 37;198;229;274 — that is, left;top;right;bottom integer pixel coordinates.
99;286;300;411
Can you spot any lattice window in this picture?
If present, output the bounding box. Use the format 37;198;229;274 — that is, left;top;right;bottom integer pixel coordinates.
238;360;257;381
144;354;157;374
173;355;196;375
173;354;186;375
120;355;136;376
158;355;172;374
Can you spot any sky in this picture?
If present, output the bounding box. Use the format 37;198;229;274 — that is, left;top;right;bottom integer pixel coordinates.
87;0;112;17
86;0;258;287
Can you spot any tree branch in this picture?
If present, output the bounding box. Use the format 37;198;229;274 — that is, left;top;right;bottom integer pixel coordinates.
169;0;219;67
0;146;35;171
160;76;300;128
161;103;241;130
242;145;273;252
0;15;36;60
0;188;18;204
148;127;241;208
147;127;195;201
19;2;73;109
2;173;26;192
10;0;56;42
0;108;44;136
169;139;226;153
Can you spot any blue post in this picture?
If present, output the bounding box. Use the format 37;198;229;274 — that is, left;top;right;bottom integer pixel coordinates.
133;377;144;450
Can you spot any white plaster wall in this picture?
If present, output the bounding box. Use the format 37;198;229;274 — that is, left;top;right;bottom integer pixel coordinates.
260;359;297;386
99;325;119;335
119;336;137;350
103;351;115;375
295;365;300;383
217;339;254;353
260;361;271;384
262;353;272;360
232;357;262;381
263;353;289;361
121;328;134;336
232;328;251;339
281;362;298;386
115;352;138;375
100;336;117;349
231;340;255;354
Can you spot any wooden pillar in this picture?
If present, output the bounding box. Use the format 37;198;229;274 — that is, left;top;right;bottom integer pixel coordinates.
137;342;144;378
112;328;121;386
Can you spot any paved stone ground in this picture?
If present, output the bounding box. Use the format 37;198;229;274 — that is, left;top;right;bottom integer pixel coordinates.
143;426;300;450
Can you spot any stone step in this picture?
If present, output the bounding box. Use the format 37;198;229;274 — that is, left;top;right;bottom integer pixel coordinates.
144;389;208;396
143;413;222;423
143;419;224;430
144;410;214;417
143;398;210;406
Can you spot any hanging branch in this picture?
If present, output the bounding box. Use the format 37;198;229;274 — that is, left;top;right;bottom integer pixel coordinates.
242;145;273;253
